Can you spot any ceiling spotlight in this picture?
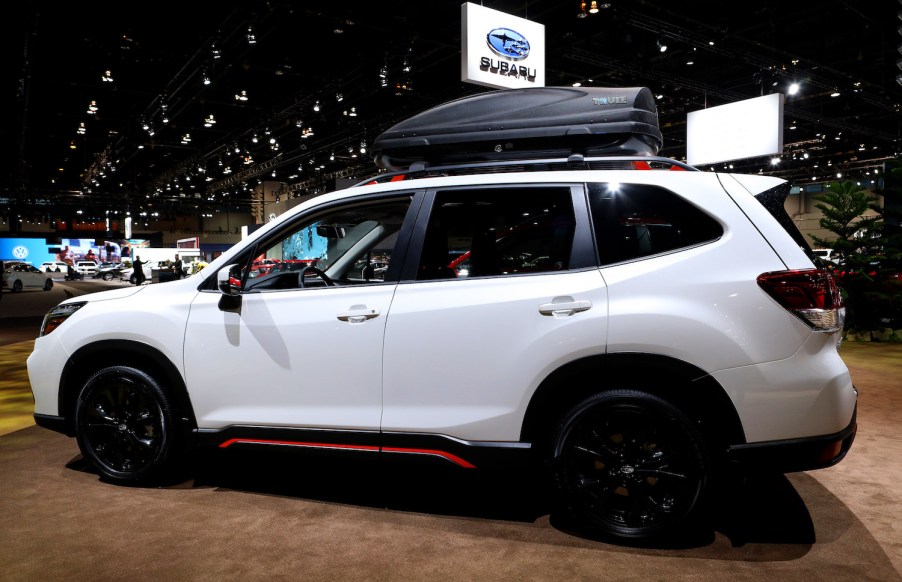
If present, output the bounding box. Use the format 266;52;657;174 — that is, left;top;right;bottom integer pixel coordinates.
788;82;800;95
246;25;256;45
313;100;321;112
349;107;357;117
589;1;600;14
336;92;344;102
87;100;99;114
235;90;248;101
577;2;587;18
204;114;216;127
657;39;668;53
202;73;211;86
101;69;114;83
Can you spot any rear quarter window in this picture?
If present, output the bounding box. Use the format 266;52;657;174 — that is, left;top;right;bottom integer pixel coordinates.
588;182;723;266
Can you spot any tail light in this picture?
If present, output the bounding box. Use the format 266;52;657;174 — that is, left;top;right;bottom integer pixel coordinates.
757;269;845;332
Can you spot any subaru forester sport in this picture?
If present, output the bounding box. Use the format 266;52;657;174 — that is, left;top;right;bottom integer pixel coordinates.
27;87;856;541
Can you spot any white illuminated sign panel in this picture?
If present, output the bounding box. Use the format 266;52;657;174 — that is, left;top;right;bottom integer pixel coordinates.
686;93;784;166
460;2;545;89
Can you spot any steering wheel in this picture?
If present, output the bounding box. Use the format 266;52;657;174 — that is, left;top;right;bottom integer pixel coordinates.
298;265;335;287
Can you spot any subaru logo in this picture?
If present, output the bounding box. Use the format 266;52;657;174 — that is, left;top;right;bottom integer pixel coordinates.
486;28;530;60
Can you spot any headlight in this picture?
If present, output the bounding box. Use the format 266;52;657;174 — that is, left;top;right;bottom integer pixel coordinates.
40;302;87;336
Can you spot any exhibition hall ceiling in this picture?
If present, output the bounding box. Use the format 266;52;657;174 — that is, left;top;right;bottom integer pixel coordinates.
6;0;900;219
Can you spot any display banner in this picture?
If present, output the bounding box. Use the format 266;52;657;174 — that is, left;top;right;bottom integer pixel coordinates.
460;2;545;89
687;93;784;166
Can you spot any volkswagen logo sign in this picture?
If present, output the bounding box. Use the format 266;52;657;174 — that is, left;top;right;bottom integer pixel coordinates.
486;28;530;60
12;245;29;260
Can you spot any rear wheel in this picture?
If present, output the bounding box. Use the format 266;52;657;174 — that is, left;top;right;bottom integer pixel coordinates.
75;366;185;484
43;278;53;291
12;280;22;293
551;389;710;540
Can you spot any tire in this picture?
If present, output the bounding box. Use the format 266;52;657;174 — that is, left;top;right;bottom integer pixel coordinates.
43;278;53;291
103;272;114;281
130;274;137;285
12;280;22;293
75;366;185;484
551;389;710;541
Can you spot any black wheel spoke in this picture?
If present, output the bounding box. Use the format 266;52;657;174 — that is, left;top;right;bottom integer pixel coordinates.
553;390;709;540
75;365;181;484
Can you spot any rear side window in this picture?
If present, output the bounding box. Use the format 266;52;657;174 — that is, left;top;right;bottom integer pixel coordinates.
418;187;576;279
588;183;722;266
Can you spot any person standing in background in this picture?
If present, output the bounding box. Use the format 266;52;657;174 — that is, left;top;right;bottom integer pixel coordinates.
173;254;184;279
133;256;146;285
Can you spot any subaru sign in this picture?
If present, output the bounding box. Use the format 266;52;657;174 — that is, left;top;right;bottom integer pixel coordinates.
461;2;545;90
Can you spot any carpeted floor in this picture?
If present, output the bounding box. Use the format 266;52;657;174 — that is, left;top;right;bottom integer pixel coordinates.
0;337;900;581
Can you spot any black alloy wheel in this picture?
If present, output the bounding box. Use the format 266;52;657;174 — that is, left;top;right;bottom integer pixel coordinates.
552;389;710;540
12;280;22;292
75;366;183;484
43;278;53;291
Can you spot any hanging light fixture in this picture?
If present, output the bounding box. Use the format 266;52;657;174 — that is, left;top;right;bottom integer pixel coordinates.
589;1;600;14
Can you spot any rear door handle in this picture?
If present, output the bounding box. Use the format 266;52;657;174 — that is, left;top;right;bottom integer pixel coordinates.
337;305;381;324
538;298;592;317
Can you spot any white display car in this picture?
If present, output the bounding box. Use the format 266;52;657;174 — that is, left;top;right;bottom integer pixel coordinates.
3;262;54;292
74;260;98;276
118;262;154;284
26;88;856;542
40;261;70;273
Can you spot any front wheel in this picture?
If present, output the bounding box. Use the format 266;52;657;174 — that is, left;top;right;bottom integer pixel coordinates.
75;366;185;484
551;389;710;541
103;272;114;281
43;278;53;291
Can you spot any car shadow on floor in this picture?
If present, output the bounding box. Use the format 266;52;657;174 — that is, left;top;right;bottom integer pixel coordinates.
66;448;815;551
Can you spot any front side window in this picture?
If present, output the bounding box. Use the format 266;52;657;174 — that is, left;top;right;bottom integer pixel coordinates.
588;183;723;266
417;187;576;280
235;197;413;291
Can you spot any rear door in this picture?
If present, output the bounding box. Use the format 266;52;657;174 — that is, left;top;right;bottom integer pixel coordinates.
381;184;608;442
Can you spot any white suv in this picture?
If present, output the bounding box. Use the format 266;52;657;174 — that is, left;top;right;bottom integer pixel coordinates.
74;260;98;276
26;87;856;542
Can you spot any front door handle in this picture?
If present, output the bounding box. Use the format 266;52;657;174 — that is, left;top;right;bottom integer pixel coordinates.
337;305;381;324
538;298;592;317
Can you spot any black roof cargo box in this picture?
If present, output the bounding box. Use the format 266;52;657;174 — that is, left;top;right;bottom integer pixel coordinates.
371;86;663;171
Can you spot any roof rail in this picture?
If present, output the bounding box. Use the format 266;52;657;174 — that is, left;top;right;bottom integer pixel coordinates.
355;155;698;187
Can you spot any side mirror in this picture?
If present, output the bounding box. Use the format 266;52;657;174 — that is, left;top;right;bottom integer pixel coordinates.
217;264;242;296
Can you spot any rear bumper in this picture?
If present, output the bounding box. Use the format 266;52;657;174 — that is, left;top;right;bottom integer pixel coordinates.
726;403;857;473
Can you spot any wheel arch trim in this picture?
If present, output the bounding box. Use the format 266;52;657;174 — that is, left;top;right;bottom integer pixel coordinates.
59;339;196;434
